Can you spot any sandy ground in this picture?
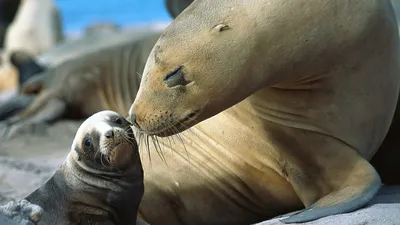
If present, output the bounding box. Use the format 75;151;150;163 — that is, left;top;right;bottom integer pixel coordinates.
0;119;81;203
256;185;400;225
0;92;399;224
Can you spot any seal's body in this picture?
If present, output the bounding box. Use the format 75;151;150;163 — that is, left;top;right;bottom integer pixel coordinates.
129;0;400;224
24;110;146;225
0;30;161;135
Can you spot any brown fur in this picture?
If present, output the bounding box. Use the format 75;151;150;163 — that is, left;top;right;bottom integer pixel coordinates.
130;0;399;224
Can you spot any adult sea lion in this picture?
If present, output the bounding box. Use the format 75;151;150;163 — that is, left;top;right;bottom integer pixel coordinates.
23;110;146;225
129;0;400;224
3;0;63;58
171;0;400;189
0;26;164;94
0;25;164;93
0;0;63;92
0;30;162;137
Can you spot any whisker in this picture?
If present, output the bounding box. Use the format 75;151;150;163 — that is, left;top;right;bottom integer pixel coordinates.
145;133;152;165
154;136;165;159
168;121;189;159
123;134;136;146
100;153;107;168
176;119;204;143
151;135;167;164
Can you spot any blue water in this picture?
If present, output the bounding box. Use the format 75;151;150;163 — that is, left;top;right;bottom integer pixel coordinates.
54;0;173;34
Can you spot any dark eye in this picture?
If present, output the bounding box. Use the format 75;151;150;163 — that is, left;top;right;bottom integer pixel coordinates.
83;136;92;149
164;66;191;87
115;117;123;125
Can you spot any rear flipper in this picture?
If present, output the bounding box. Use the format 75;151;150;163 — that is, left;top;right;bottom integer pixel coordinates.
0;91;67;139
280;160;381;223
0;94;36;121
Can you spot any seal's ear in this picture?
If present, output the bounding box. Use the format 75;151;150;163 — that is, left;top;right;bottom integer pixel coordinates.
164;0;194;19
9;50;47;88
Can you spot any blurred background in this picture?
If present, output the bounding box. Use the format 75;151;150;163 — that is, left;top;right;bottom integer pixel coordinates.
55;0;172;35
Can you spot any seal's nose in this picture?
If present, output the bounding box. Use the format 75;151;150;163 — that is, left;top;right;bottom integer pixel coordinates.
105;130;114;139
129;113;139;128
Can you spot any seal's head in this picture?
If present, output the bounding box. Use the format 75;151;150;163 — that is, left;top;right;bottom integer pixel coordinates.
71;110;139;172
129;1;260;136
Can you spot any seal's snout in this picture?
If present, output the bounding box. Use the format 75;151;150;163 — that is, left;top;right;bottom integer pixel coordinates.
129;113;140;128
105;129;114;139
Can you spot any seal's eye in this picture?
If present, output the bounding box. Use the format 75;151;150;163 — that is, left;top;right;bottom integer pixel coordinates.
164;66;191;87
83;136;92;149
115;117;123;125
213;23;230;32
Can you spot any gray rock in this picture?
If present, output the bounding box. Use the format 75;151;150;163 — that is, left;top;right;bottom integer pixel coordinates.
255;185;400;225
0;199;43;225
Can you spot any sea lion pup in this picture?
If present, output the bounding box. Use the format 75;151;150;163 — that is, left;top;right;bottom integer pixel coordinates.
23;110;146;225
0;30;162;138
129;0;399;224
3;0;64;58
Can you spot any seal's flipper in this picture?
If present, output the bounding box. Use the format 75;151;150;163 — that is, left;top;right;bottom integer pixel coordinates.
0;91;66;139
0;94;35;121
280;162;381;223
19;72;48;95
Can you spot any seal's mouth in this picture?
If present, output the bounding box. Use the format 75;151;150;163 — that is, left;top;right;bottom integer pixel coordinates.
147;110;200;137
97;128;137;167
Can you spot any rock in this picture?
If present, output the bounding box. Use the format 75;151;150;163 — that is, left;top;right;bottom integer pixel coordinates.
0;199;43;225
255;185;400;225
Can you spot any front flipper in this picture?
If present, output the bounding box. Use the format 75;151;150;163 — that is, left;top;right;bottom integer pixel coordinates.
0;94;35;120
0;91;67;139
280;161;381;223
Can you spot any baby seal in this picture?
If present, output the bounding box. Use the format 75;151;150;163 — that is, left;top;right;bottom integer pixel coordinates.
23;110;146;225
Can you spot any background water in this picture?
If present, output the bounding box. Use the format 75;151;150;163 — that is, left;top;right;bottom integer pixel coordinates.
54;0;173;34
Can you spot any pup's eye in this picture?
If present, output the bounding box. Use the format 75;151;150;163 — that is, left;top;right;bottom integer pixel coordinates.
83;136;92;149
115;117;123;125
164;66;191;87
